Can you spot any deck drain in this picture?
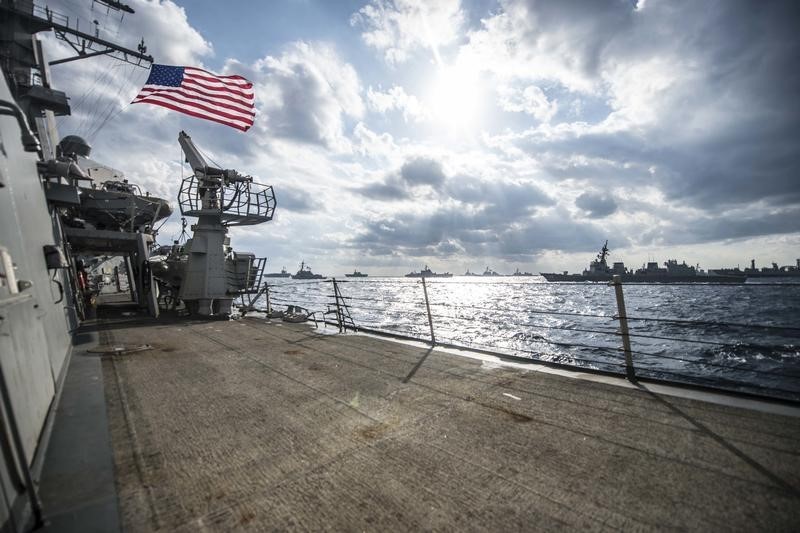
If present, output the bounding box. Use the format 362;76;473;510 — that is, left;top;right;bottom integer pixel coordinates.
87;344;153;355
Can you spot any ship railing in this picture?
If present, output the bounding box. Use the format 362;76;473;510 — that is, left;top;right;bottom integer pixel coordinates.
178;175;276;226
247;277;800;402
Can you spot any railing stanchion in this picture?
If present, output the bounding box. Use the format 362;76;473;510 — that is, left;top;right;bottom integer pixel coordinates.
611;274;635;380
421;277;436;345
332;278;344;332
265;283;271;315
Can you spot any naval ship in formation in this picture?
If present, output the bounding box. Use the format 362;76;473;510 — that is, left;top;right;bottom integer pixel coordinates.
540;241;747;283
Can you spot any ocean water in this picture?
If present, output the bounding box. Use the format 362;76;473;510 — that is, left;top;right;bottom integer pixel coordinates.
259;277;800;401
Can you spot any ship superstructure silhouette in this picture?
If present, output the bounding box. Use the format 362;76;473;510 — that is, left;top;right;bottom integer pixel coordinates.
541;241;746;283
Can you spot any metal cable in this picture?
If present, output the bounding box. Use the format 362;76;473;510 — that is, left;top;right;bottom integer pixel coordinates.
427;300;613;320
348;304;430;317
337;294;425;307
623;315;800;333
623;331;779;349
267;279;331;286
427;311;620;339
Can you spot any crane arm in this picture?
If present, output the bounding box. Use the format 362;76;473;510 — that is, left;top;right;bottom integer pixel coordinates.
179;130;216;175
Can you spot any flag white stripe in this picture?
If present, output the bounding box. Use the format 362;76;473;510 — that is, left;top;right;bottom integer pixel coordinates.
184;75;255;95
184;67;253;87
136;86;255;115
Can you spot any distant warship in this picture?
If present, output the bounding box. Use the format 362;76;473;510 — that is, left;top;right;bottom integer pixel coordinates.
541;241;746;283
405;265;453;278
292;261;325;279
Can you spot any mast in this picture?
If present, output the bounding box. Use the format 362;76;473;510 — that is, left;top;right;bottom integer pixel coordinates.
598;240;609;266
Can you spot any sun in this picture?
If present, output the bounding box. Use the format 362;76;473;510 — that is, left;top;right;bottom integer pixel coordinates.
425;60;485;132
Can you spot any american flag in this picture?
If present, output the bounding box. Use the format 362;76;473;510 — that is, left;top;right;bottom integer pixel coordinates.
132;64;255;132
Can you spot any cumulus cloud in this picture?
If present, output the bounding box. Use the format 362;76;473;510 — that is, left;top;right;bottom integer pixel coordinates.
366;85;425;122
351;0;464;64
229;42;363;151
497;85;558;123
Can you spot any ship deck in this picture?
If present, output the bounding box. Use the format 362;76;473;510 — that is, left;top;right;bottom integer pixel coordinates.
40;295;800;531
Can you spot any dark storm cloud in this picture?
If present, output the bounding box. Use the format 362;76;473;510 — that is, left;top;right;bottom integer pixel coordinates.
575;192;617;218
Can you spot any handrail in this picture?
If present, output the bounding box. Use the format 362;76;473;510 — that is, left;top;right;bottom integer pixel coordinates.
253;278;800;401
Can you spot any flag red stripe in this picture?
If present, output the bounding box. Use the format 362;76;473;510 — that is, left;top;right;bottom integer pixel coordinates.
132;93;254;125
132;99;251;131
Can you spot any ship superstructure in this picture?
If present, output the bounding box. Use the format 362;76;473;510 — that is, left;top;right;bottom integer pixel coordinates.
0;0;157;529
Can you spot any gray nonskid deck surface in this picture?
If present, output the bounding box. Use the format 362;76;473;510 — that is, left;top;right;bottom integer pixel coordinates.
97;315;800;531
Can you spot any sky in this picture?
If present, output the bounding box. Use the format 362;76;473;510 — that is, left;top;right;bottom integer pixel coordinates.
42;0;800;276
